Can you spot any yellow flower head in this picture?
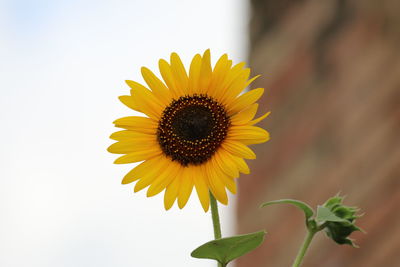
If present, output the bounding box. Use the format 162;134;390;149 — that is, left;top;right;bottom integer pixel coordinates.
108;50;270;211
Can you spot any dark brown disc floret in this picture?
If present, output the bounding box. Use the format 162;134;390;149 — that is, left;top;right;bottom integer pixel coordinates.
157;94;230;166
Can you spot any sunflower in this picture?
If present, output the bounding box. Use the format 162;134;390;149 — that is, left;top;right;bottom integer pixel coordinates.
108;50;270;212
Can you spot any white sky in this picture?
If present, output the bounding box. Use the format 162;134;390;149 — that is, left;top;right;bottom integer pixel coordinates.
0;0;249;266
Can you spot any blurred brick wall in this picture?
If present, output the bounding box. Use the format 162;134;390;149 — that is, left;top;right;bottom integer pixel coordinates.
237;0;400;266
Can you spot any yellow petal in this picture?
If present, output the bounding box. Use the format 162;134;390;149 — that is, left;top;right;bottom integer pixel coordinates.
244;75;260;88
249;111;271;125
188;54;202;94
208;54;229;98
113;116;158;134
114;147;162;164
141;67;172;105
213;149;239;178
125;80;164;119
221;68;250;104
110;130;154;142
204;162;228;205
147;162;181;197
113;126;156;135
227;88;264;115
221;140;256;159
159;59;182;98
212;59;233;101
118;95;141;112
107;138;157;154
178;167;194;209
122;157;161;184
220;175;237;194
132;83;164;117
228;126;269;144
219;62;246;96
193;169;210;212
230;104;258;125
231;156;250;175
134;156;170;192
210;159;237;195
228;125;270;145
170;52;189;95
164;174;181;210
199;49;212;94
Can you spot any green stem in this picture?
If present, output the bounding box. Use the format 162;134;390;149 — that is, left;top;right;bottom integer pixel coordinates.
210;192;223;267
292;230;315;267
210;192;222;239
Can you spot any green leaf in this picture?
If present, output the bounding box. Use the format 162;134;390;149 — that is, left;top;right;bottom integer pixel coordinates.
260;199;314;220
191;231;266;265
316;206;348;223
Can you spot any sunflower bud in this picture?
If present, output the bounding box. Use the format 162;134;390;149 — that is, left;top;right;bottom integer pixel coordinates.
316;195;363;247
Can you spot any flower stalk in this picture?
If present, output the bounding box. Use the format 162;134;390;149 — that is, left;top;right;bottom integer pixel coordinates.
210;192;224;267
292;230;316;267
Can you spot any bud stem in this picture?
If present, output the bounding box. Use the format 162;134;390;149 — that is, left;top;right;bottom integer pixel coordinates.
292;230;316;267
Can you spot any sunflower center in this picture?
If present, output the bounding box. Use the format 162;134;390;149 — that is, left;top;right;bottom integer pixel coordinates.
157;94;230;166
172;106;214;141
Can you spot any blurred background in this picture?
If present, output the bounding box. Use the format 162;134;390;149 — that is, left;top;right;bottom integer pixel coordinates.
237;0;400;266
1;0;399;267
